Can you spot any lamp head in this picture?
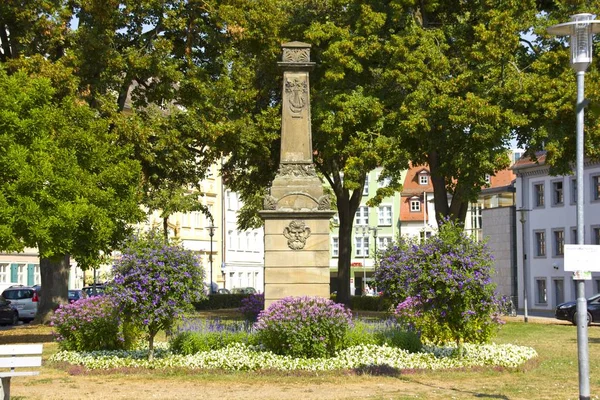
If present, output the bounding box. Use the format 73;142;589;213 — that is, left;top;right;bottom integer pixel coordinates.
547;13;600;72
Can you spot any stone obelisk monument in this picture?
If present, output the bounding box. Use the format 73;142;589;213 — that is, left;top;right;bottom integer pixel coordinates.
260;42;334;308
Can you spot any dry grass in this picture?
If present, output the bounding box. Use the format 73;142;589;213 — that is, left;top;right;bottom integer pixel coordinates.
2;315;599;400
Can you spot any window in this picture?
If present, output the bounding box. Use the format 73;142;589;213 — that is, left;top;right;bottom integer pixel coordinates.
553;229;564;256
593;175;600;201
0;263;8;283
595;278;600;294
535;230;546;257
33;265;40;286
552;180;564;206
378;206;392;225
534;183;545;207
571;228;577;245
355;236;369;257
420;231;432;242
355;206;369;226
181;213;191;228
363;175;369;195
377;236;392;250
553;278;564;307
410;199;421;212
419;174;429;185
484;174;491;184
17;264;25;285
570;178;577;204
332;237;339;257
378;174;391;188
332;213;340;225
536;278;547;304
513;151;523;163
228;230;234;250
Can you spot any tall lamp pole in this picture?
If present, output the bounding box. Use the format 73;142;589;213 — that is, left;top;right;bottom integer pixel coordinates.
548;13;600;400
518;208;530;323
207;221;217;294
361;226;368;295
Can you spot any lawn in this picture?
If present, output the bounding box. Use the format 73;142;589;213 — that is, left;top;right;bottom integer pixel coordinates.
2;314;599;400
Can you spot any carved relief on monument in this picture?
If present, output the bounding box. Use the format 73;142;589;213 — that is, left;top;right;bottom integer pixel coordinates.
317;194;331;211
285;78;307;117
282;47;310;63
263;195;277;210
283;220;311;250
277;163;317;177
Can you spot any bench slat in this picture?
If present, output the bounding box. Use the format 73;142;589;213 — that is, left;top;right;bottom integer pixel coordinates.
0;371;40;377
0;344;43;356
0;357;42;369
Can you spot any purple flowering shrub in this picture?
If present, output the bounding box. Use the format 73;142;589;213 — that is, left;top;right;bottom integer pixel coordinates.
254;296;353;358
108;230;207;360
51;296;124;351
375;219;503;345
239;293;264;322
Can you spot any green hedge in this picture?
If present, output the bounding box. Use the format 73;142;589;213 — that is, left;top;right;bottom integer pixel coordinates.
195;293;393;312
330;294;393;312
193;294;247;310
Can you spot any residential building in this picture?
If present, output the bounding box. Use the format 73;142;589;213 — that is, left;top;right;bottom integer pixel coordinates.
329;168;406;296
398;165;436;240
513;154;600;312
222;188;264;293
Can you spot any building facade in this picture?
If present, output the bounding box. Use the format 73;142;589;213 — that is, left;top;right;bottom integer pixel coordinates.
513;155;600;312
329;168;405;295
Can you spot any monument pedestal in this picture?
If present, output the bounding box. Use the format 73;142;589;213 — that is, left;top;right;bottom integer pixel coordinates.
261;211;333;307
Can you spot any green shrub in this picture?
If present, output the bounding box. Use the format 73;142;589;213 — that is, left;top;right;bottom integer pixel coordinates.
374;329;422;353
349;295;394;312
344;320;378;347
254;296;353;359
170;330;257;355
51;296;125;351
345;319;422;353
193;294;247;310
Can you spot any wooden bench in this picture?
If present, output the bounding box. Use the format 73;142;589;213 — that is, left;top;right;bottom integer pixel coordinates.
0;344;43;400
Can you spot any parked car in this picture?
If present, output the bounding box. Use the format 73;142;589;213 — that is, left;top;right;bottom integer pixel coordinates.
0;285;39;323
216;288;231;294
82;284;106;297
230;287;257;295
555;293;600;326
68;289;86;303
0;297;19;326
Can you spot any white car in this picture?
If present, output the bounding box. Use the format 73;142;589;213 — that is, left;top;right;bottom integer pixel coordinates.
1;285;40;323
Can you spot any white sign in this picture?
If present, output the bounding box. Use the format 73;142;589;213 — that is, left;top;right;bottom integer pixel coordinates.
564;245;600;272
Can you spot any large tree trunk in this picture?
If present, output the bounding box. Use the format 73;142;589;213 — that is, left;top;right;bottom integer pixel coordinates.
333;185;363;307
428;151;469;226
35;253;70;324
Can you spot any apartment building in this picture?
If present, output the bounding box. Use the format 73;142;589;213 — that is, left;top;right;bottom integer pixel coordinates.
513;155;600;312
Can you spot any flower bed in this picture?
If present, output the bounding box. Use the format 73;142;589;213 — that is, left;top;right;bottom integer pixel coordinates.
50;342;537;372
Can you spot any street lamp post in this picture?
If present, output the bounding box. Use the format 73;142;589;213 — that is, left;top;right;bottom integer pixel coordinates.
548;13;600;400
207;222;216;294
518;208;530;323
361;226;368;295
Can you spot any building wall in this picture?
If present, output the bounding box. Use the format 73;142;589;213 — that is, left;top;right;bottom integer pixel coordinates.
222;189;264;293
515;160;600;312
482;206;517;304
329;167;405;295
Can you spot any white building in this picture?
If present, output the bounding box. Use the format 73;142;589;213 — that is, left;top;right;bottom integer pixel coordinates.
513;155;600;312
222;189;264;293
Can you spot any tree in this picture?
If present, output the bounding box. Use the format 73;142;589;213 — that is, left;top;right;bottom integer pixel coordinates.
0;60;144;322
108;230;206;361
374;219;503;347
0;0;227;310
217;0;406;306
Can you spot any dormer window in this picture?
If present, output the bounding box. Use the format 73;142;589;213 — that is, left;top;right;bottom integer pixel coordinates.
418;171;429;185
484;174;491;184
410;197;421;212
